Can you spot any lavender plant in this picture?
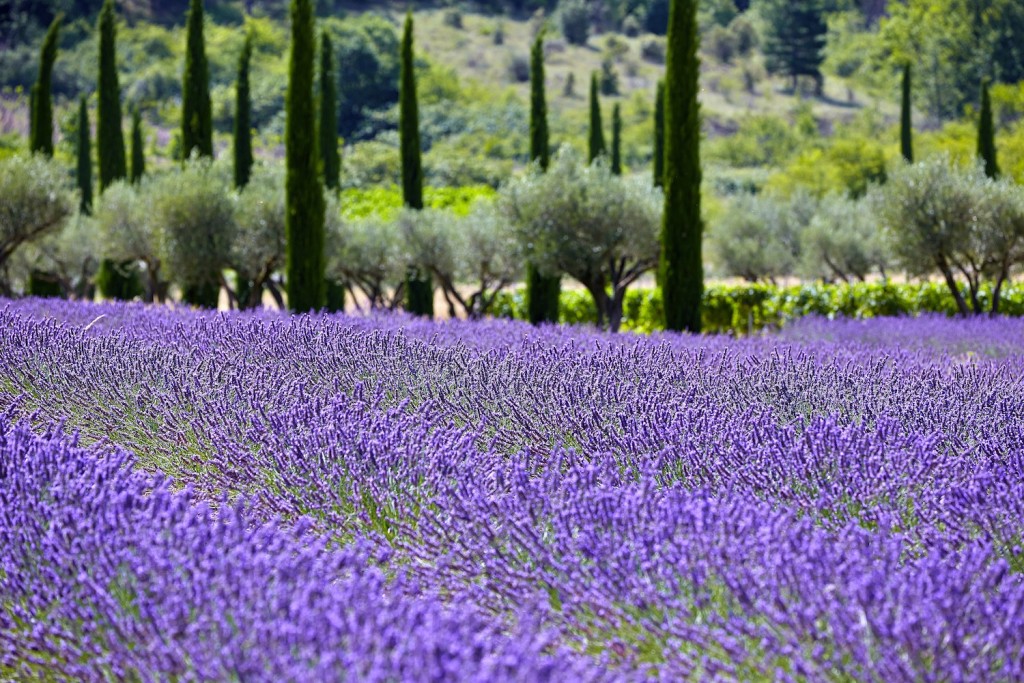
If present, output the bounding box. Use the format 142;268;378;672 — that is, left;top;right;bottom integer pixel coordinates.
1;299;1024;680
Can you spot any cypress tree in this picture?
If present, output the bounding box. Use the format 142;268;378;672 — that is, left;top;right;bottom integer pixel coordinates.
130;108;145;183
900;63;913;164
76;96;93;214
529;35;550;172
653;79;665;187
96;0;126;192
30;14;62;157
400;12;433;317
181;0;213;160
611;103;623;175
234;31;253;189
526;32;560;325
319;32;340;192
978;79;999;179
660;0;703;333
588;72;606;163
285;0;326;312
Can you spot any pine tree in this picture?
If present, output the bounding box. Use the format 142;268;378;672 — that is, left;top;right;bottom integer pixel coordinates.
900;63;913;164
181;0;213;159
611;103;623;175
653;79;665;187
130;109;145;183
588;72;606;163
285;0;326;312
978;79;999;179
760;0;826;95
30;14;62;157
234;31;253;189
96;0;126;192
319;33;341;192
526;33;560;325
76;96;93;215
660;0;703;333
400;12;433;317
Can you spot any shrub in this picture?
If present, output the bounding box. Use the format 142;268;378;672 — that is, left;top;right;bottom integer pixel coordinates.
443;8;463;29
705;25;737;64
640;38;666;64
622;14;642;37
506;53;531;84
599;58;620;96
560;0;590;46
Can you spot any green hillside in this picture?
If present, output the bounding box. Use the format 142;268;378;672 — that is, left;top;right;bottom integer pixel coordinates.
4;0;1024;193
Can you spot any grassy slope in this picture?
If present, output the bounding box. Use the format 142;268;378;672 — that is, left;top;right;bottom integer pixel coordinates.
0;6;900;171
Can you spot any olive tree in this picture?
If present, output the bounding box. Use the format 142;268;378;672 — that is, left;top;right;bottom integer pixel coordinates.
501;148;662;332
708;191;815;284
0;155;74;292
875;156;1024;315
232;165;286;309
971;178;1024;314
94;180;165;302
151;161;236;307
399;206;521;320
800;193;888;283
455;205;522;318
327;214;405;312
8;214;101;299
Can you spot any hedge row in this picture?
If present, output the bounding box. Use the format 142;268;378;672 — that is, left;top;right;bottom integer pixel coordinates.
493;281;1024;335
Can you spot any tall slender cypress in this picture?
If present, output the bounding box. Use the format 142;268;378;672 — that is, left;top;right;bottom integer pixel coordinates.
660;0;703;333
978;79;999;179
900;64;913;164
181;0;213;159
97;0;126;191
234;31;253;189
30;14;62;157
76;96;93;214
526;32;560;325
400;12;433;317
319;32;340;192
529;35;550;172
611;103;623;175
285;0;326;312
653;80;665;187
130;109;145;183
588;72;606;163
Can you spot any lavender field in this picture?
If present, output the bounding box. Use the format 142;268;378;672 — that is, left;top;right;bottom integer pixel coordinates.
2;299;1024;681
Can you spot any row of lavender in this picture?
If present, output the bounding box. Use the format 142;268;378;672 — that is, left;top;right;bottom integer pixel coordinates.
2;298;1024;680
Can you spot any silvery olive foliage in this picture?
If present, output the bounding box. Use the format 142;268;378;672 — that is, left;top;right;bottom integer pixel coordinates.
327;214;406;311
500;147;662;331
9;213;101;298
150;159;236;297
875;156;1024;315
94;180;165;301
232;164;287;309
800;192;889;283
455;205;522;318
0;155;75;290
710;189;818;285
399;206;521;319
